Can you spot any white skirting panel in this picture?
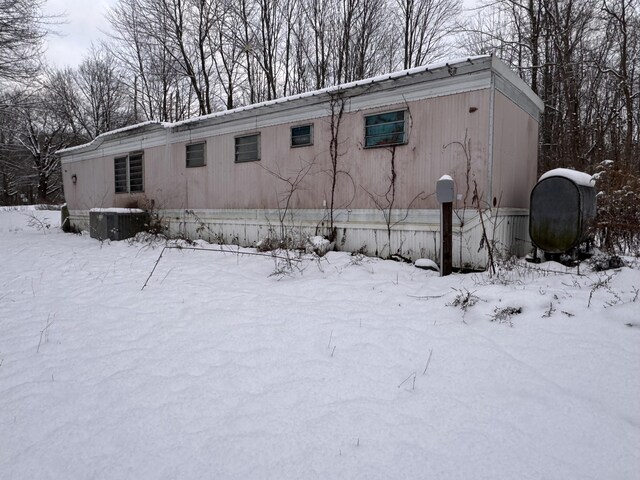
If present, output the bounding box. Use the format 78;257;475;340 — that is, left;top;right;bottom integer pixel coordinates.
68;207;531;270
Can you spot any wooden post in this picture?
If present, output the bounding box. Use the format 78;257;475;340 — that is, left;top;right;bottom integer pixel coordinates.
441;202;452;276
437;175;454;276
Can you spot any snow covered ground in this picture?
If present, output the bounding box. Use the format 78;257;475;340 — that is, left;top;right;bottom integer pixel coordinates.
1;207;639;479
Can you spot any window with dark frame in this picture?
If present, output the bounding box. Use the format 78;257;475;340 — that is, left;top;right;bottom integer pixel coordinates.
291;124;313;147
186;142;206;168
114;152;144;193
114;156;128;193
364;110;407;148
235;133;260;163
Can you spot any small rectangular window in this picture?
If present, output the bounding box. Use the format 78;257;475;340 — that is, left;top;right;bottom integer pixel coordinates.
291;124;313;147
364;110;407;148
128;152;144;192
114;152;144;193
114;156;128;193
235;134;260;163
186;142;206;168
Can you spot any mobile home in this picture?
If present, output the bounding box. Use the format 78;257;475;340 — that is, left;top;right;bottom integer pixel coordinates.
59;55;543;268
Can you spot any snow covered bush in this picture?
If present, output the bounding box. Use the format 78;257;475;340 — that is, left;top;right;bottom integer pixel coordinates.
306;235;333;257
589;252;626;271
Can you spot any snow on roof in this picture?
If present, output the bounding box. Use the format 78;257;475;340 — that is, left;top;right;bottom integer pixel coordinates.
58;121;169;154
58;55;490;155
538;168;595;187
172;55;491;128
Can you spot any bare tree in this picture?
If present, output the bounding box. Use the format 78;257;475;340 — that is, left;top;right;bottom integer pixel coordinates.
458;0;546;89
0;90;25;203
395;0;462;69
350;0;391;79
107;0;193;121
75;46;134;138
212;0;244;109
255;0;284;100
236;0;260;103
327;92;346;236
151;0;215;115
45;46;134;141
459;0;619;171
0;0;51;85
19;108;67;202
3;90;71;203
601;0;639;167
297;0;332;89
545;0;599;167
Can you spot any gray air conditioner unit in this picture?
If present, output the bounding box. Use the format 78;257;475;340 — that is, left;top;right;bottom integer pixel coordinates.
89;209;149;241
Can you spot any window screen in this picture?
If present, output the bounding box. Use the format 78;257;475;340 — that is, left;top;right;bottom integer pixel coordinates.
235;134;260;163
364;110;407;148
114;156;128;193
291;124;313;147
186;142;206;168
114;152;144;193
128;152;144;192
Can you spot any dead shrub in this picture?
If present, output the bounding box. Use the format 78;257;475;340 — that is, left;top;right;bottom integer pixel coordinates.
593;161;640;255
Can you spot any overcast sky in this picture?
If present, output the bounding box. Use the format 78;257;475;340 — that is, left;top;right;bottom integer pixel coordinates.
43;0;480;69
43;0;117;68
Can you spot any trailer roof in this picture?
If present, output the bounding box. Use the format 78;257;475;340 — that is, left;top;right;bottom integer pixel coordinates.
59;55;543;157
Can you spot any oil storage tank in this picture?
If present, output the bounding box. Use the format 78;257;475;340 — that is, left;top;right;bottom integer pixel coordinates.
529;168;596;255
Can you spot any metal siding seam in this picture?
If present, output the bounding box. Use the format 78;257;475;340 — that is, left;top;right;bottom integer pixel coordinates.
488;68;496;214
